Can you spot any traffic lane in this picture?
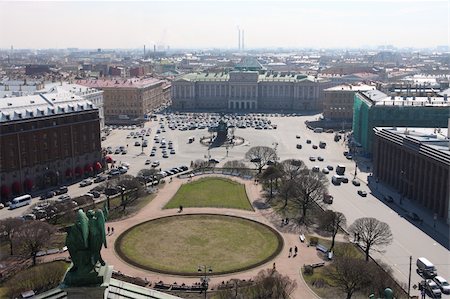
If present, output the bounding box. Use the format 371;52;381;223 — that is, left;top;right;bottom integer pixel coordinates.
329;180;449;293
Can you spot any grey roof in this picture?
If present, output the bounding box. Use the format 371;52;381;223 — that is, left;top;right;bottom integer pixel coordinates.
0;92;96;123
235;57;265;71
34;278;183;299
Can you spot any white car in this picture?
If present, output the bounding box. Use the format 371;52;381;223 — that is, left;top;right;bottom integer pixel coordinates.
426;279;442;297
434;276;450;294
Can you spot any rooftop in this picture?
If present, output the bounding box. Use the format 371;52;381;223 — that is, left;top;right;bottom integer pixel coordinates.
0;92;96;123
76;78;163;89
176;72;319;83
325;83;376;92
359;90;450;107
374;126;450;160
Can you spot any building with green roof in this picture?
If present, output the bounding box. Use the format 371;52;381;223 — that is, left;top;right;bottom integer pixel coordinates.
172;69;325;111
352;90;450;155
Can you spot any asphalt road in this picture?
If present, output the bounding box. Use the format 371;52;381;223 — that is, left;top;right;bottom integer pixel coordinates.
1;113;449;297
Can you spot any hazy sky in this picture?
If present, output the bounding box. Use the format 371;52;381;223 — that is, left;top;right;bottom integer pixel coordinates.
0;1;449;49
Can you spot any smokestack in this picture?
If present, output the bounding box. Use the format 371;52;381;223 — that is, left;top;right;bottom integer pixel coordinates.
144;45;146;57
153;45;156;53
242;30;244;51
238;28;241;50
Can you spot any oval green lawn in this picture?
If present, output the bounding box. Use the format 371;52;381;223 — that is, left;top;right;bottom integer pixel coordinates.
164;177;253;210
116;214;282;275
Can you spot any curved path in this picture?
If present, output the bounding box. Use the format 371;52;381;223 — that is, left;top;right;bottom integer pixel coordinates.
100;175;322;298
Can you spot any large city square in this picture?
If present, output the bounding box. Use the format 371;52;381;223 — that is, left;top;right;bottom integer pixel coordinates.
1;112;448;298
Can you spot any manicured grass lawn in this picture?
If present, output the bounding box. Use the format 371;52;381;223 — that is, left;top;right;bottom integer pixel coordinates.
116;214;282;275
164;177;253;210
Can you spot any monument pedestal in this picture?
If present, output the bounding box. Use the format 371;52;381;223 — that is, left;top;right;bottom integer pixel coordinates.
62;264;113;299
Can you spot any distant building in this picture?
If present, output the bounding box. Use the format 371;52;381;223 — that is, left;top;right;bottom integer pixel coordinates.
130;66;145;77
323;83;375;121
352;90;450;155
0;79;45;98
373;126;450;224
0;93;102;201
76;78;170;124
171;70;324;111
25;64;55;75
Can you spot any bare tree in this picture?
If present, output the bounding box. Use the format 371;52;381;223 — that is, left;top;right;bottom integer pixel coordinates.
348;217;393;261
280;159;306;180
290;170;328;223
245;146;277;173
250;269;297;299
319;210;347;251
326;255;372;299
15;221;56;265
0;218;25;255
278;178;297;209
260;164;283;200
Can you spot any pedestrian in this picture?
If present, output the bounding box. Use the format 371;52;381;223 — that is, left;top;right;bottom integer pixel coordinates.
285;218;289;225
107;226;110;235
281;219;284;227
354;232;357;242
273;262;276;270
179;205;183;213
357;233;360;242
111;227;114;234
289;247;292;258
294;246;298;257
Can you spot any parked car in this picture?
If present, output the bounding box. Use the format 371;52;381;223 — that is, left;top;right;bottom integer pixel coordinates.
322;168;329;174
312;145;318;149
383;195;394;203
433;276;450;294
306;139;311;144
151;161;160;168
317;156;324;161
408;212;423;223
357;190;367;197
209;158;220;164
58;194;71;201
55;186;68;195
145;159;152;165
326;165;334;171
80;178;93;187
94;175;107;183
90;191;101;198
352;179;361;186
296;135;301;139
425;279;442;298
296;144;302;149
309;156;316;161
323;193;334;204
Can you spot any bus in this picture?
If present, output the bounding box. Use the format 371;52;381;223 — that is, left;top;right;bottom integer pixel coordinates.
10;194;32;209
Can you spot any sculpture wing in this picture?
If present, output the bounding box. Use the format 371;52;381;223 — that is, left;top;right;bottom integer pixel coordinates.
77;209;90;248
102;202;109;221
95;209;107;248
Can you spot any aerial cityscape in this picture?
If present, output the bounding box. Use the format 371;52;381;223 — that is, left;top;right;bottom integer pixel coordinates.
0;1;449;299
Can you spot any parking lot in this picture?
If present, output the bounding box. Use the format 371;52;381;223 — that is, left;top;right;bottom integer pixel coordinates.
1;112;448;296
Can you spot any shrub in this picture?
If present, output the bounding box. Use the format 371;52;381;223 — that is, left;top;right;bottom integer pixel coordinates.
303;265;314;275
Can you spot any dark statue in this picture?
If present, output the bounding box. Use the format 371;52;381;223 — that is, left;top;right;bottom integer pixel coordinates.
63;205;108;287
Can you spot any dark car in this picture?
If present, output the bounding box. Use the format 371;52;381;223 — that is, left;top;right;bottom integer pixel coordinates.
306;139;312;144
55;186;68;195
90;191;101;198
408;212;423;222
312;145;318;149
384;195;394;203
94;175;107;183
357;190;367;197
209;158;220;164
296;144;302;149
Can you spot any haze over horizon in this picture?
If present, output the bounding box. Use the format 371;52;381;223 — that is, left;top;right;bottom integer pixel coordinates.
0;1;449;50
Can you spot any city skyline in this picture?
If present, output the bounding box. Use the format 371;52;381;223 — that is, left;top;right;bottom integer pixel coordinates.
0;1;449;50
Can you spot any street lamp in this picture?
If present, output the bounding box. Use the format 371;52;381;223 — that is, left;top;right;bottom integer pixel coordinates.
198;265;212;299
140;136;145;155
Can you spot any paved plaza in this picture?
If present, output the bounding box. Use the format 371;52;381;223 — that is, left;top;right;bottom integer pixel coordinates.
3;113;449;298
